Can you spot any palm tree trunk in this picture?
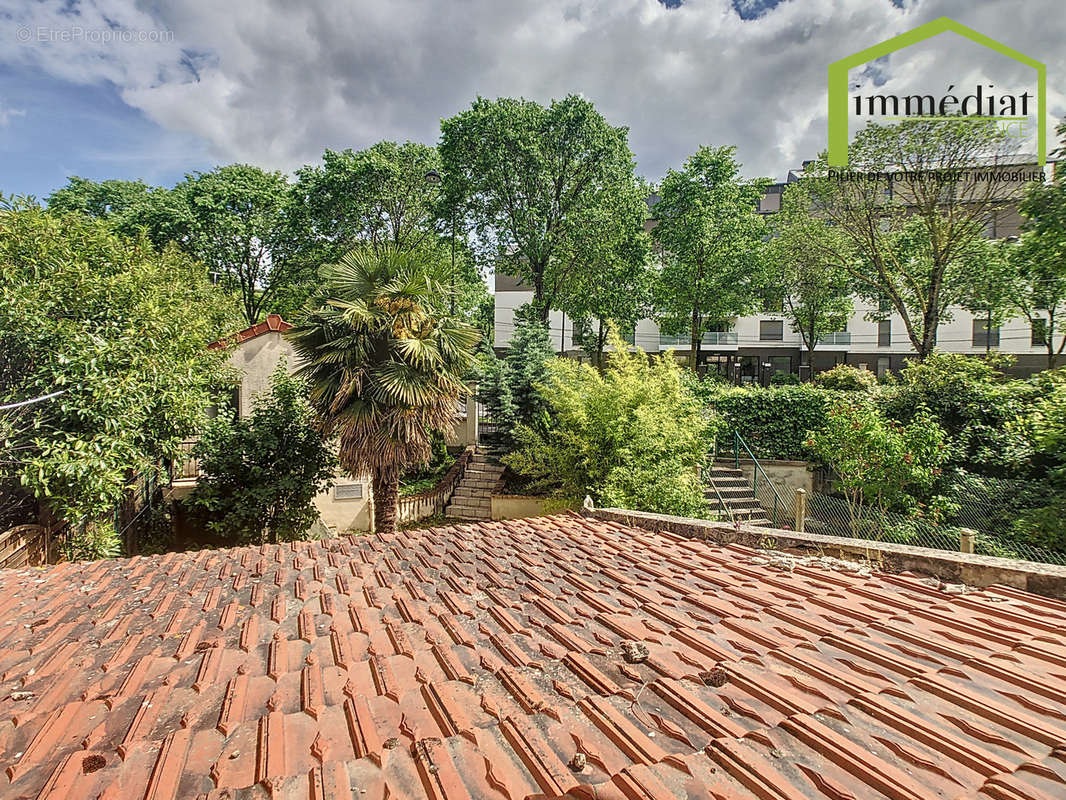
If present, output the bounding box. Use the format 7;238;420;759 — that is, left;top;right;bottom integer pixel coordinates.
372;465;400;534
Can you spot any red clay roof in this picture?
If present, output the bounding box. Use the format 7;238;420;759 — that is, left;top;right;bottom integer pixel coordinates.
208;314;292;350
0;512;1065;799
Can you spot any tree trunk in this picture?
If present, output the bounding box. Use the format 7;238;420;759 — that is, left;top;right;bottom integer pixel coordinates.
805;320;816;382
532;268;549;322
595;319;604;369
371;465;400;534
690;309;701;371
1047;310;1063;370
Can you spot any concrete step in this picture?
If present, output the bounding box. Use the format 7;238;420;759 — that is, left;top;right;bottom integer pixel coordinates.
711;467;746;475
706;495;762;509
716;486;758;498
712;476;751;486
465;466;504;477
453;486;490;498
460;476;498;487
447;495;488;507
471;453;501;465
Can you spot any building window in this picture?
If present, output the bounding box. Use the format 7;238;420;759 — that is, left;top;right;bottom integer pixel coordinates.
972;319;1000;349
1032;318;1049;347
759;320;784;341
877;320;891;347
876;357;891;379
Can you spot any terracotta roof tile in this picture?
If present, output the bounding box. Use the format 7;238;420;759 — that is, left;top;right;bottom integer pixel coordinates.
207;314;292;350
1;511;1066;798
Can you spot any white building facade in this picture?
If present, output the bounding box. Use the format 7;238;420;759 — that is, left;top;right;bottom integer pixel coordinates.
494;161;1064;381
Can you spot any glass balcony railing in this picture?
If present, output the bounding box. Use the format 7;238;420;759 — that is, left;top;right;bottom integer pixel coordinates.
659;331;738;347
817;332;852;346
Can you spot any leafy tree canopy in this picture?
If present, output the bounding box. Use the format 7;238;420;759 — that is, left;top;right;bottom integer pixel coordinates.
174;164;295;326
0;198;236;551
652;145;770;368
440;94;648;320
784;119;1016;358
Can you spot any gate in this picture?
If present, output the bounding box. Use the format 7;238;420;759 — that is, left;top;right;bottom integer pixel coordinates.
476;399;498;448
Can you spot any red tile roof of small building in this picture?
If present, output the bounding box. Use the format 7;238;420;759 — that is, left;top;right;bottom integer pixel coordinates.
1;511;1065;799
208;314;292;350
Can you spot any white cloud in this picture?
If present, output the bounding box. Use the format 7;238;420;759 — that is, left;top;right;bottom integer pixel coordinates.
0;101;25;127
2;0;1064;181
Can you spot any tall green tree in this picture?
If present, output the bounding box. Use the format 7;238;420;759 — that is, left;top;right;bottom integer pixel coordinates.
175;165;295;326
439;95;647;321
785;119;1017;359
290;142;444;262
0;197;235;556
189;365;337;544
291;142;491;327
1013;163;1066;369
652;146;769;369
45;176;191;249
46;176;154;218
47;166;298;326
959;238;1017;356
564;191;653;366
287;245;479;534
771;210;853;377
474;312;555;450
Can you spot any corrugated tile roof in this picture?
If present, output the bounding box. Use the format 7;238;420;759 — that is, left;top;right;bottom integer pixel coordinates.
0;511;1065;799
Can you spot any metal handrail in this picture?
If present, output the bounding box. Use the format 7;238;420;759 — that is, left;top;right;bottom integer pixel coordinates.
704;464;737;526
733;431;786;527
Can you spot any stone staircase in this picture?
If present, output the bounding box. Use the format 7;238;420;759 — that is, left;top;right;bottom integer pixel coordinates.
445;450;504;521
705;463;771;526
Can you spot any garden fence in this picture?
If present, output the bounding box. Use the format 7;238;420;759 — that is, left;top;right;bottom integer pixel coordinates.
801;490;1066;568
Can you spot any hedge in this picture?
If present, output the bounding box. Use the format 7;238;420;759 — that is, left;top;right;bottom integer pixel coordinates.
708;385;839;460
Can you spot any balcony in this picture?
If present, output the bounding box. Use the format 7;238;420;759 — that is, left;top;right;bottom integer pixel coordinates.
817;332;852;346
659;331;738;348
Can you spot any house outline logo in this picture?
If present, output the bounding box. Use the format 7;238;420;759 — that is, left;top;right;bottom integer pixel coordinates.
827;16;1046;166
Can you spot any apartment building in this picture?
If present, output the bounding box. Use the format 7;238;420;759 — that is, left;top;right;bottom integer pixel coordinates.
494;158;1062;381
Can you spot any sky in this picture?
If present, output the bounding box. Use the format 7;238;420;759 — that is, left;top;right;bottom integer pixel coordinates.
1;0;1064;201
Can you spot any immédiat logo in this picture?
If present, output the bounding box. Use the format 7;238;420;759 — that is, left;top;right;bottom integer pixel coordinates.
827;17;1046;166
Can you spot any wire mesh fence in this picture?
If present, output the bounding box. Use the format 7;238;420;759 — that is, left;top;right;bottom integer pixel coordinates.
803;491;1066;567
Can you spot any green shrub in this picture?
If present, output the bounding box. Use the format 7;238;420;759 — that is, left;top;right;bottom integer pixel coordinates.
709;384;834;460
876;352;1040;476
61;518;121;562
504;332;714;517
770;371;801;386
816;363;878;392
0;198;235;545
475;314;554;449
400;434;452;496
1009;379;1066;550
189;366;338;544
805;398;947;533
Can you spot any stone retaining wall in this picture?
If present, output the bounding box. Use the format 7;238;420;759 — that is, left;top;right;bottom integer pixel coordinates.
589;507;1066;599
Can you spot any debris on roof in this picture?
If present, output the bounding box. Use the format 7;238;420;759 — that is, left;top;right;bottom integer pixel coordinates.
0;511;1064;799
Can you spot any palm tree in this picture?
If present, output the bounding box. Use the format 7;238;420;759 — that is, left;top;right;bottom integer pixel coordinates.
288;245;479;533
